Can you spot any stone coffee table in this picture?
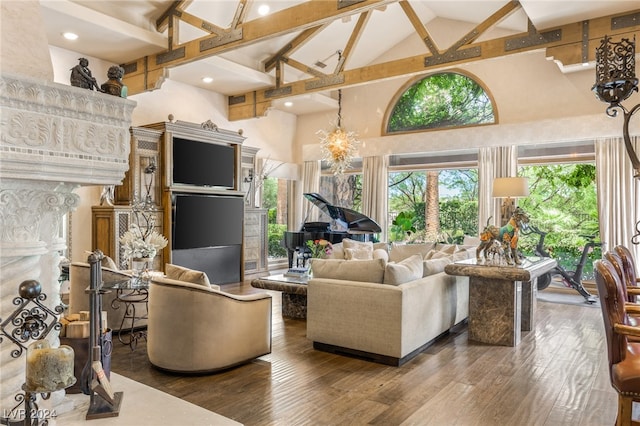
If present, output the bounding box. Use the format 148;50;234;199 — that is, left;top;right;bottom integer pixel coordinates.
251;274;309;319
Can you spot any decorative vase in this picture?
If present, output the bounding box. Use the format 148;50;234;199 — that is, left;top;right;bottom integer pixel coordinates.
130;257;153;280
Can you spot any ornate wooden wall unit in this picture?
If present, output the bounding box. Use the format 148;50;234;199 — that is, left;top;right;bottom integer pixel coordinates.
93;119;246;284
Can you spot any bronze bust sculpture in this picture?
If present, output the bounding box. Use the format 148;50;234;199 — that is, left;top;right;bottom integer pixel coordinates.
101;65;126;97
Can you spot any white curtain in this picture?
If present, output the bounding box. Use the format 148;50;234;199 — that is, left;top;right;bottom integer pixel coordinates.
302;160;321;222
362;155;388;242
595;136;640;261
477;146;518;230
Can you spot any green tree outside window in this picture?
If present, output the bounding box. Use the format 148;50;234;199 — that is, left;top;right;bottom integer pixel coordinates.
387;72;495;133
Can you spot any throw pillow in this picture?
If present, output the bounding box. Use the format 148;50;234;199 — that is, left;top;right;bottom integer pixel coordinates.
463;235;482;246
389;242;436;263
423;257;452;277
373;242;389;252
342;238;374;252
373;248;389;262
328;242;345;259
311;258;386;283
101;255;119;271
345;247;373;260
453;248;472;261
430;250;451;260
435;244;459;254
165;264;211;287
383;254;424;285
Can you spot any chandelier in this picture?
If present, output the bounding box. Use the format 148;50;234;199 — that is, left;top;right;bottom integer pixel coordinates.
317;71;359;174
592;35;640;178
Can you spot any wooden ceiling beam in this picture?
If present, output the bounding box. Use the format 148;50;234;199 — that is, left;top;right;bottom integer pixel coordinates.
231;0;250;29
228;10;640;121
123;0;398;95
264;25;326;72
156;0;192;32
282;57;329;79
337;10;371;73
398;0;439;55
177;10;226;35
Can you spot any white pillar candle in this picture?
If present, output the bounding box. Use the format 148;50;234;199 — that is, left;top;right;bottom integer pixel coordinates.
25;340;75;392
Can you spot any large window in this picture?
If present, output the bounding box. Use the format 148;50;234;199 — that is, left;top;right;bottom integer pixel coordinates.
388;169;478;243
386;71;496;134
517;163;600;279
262;176;289;262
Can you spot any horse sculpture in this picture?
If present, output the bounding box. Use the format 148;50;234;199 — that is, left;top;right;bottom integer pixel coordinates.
476;218;500;263
499;207;529;265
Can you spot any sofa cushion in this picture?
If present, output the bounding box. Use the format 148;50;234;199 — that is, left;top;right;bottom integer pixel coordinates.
165;264;211;287
345;247;374;260
311;258;386;283
423;257;453;277
383;254;424;285
389;242;436;263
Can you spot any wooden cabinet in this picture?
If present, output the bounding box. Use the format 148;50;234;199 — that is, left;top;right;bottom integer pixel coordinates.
91;206;164;270
92;126;164;269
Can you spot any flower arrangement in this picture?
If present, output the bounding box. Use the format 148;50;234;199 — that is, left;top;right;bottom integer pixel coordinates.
306;239;333;259
120;223;168;260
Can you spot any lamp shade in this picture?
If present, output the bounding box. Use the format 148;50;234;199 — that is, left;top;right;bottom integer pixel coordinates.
492;177;529;198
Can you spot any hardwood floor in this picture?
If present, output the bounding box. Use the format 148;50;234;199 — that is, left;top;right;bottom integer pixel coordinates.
110;280;618;426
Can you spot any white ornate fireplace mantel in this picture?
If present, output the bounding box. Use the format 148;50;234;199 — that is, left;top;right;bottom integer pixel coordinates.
0;71;136;411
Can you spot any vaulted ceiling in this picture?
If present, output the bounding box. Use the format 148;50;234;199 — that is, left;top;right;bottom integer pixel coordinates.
41;1;640;119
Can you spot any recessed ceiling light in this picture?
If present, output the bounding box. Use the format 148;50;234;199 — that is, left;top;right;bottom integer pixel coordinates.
62;32;78;40
258;4;270;16
284;101;293;107
202;77;214;83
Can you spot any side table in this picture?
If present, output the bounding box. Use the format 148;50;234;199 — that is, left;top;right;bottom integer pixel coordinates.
103;278;149;350
445;257;556;346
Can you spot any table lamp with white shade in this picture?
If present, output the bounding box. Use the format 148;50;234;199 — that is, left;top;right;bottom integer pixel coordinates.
493;177;529;226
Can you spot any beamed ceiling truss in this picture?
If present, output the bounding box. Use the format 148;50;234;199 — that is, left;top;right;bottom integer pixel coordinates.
120;0;640;121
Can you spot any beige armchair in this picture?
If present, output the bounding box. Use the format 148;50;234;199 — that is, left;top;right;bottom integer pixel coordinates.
147;277;272;373
68;262;144;332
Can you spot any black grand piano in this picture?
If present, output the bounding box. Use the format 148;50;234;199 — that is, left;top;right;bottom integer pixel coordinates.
283;193;382;268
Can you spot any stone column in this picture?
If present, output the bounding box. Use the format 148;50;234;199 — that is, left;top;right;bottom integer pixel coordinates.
0;181;79;409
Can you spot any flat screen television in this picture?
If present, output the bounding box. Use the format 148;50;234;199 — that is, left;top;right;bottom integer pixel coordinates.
172;193;243;250
172;137;236;189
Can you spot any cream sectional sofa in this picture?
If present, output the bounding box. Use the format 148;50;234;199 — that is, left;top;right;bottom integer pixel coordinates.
307;241;471;366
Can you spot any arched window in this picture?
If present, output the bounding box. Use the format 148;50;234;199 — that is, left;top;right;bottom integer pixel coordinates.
386;72;496;134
